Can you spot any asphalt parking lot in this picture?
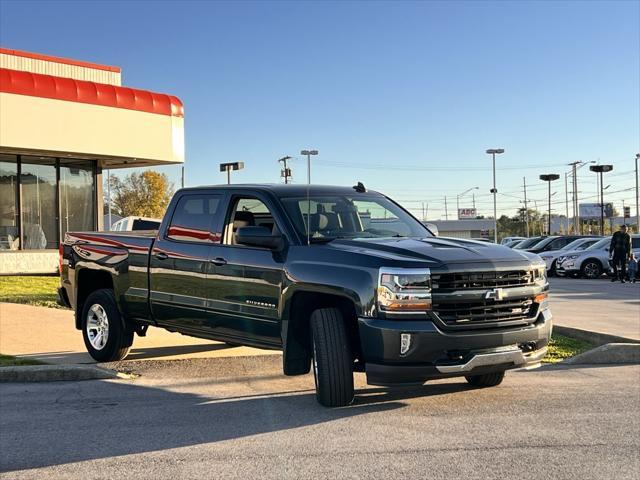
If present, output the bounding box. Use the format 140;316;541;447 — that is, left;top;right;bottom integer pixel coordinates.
1;361;638;479
1;277;639;478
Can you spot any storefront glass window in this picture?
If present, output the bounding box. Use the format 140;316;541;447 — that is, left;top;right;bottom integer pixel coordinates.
21;156;57;249
0;155;19;250
60;159;95;240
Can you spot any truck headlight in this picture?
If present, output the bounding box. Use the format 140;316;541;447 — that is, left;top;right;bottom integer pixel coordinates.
377;268;432;312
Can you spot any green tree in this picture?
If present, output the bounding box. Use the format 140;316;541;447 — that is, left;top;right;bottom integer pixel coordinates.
106;171;173;218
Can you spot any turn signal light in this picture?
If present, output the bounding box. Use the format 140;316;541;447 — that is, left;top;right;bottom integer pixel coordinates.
534;293;548;303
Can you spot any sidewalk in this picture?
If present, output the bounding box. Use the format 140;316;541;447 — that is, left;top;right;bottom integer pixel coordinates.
0;303;278;365
548;278;640;342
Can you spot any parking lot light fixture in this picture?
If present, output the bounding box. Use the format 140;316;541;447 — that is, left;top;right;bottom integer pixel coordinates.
219;162;244;184
486;149;505;242
300;150;319;185
589;165;613;235
539;174;560;235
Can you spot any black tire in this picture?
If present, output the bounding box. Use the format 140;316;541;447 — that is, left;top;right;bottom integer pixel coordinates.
310;308;354;407
580;260;603;279
465;371;505;387
81;289;134;362
549;261;557;277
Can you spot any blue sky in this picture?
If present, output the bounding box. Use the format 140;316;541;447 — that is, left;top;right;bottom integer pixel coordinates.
1;0;638;219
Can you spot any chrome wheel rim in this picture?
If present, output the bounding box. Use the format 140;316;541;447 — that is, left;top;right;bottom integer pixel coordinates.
584;263;599;278
86;304;109;350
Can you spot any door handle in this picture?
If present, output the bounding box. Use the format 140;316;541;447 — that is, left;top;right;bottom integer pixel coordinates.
154;252;169;261
210;257;227;266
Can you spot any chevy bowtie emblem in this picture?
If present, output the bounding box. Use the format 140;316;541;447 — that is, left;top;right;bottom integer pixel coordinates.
485;288;505;301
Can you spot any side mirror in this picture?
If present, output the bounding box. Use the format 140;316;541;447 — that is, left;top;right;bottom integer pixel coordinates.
235;226;285;251
425;223;439;236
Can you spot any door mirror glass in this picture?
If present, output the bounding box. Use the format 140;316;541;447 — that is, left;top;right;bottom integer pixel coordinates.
235;226;284;250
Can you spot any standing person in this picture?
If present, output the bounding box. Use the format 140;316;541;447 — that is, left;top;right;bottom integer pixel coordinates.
609;224;632;283
628;254;638;284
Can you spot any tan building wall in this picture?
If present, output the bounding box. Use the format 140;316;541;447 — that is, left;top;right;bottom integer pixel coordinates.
0;92;184;167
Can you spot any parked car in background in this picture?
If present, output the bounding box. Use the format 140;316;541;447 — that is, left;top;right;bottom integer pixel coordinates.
505;239;525;248
501;236;526;245
556;235;640;279
110;216;161;232
526;235;593;255
538;237;601;275
513;236;546;250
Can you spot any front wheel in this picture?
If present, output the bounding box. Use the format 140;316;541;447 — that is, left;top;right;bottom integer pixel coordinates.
581;260;603;279
465;371;505;387
310;308;354;407
81;289;134;362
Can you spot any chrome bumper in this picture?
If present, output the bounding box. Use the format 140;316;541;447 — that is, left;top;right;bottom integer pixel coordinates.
435;345;548;374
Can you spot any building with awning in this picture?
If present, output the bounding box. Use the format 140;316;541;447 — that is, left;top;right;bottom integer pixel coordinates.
0;47;184;274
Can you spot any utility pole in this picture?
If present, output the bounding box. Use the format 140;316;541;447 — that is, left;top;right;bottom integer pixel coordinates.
568;161;580;234
444;196;448;220
278;156;292;184
421;202;426;222
522;177;529;237
181;165;185;189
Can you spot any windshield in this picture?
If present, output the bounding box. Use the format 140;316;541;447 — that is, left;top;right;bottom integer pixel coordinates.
514;237;543;249
528;237;555;250
562;238;596;251
280;194;432;241
585;237;610;250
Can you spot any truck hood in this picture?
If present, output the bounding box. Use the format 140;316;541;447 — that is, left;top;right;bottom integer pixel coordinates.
325;237;542;267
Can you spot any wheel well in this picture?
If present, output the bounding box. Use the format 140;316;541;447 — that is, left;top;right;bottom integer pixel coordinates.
75;269;114;329
285;291;361;367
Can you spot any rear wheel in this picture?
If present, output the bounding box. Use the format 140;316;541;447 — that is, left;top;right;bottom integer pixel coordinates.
549;260;557;277
81;289;133;362
581;260;602;279
465;371;505;387
310;308;354;407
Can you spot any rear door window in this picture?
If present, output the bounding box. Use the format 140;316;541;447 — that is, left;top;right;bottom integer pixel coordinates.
167;194;223;243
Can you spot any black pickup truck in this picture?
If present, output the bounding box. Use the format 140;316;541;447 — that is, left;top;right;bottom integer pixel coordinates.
59;184;551;407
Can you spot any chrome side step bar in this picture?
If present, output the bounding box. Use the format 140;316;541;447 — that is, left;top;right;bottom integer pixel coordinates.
435;346;548;373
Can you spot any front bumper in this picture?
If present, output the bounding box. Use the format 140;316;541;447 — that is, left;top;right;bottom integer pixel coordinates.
358;308;552;386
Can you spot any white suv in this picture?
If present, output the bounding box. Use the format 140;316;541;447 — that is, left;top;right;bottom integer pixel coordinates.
556;235;640;279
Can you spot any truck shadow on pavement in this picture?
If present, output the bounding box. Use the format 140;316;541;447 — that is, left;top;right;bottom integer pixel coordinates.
0;378;471;472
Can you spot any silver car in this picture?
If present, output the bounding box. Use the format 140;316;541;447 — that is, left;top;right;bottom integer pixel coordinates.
556;235;640;279
538;237;601;275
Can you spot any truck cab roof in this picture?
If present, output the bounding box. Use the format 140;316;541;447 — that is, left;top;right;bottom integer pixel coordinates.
177;184;382;197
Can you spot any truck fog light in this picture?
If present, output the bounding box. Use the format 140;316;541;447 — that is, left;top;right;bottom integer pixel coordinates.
400;333;412;355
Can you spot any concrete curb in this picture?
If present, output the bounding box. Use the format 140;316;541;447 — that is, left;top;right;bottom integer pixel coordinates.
0;364;123;383
554;325;640;347
563;343;640;365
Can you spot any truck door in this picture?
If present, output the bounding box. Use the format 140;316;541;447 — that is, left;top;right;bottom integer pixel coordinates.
203;194;285;347
149;192;225;332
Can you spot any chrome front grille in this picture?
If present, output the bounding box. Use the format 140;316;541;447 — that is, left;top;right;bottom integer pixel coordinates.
431;270;533;291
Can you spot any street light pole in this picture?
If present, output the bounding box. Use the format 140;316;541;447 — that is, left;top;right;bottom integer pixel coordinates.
486;148;505;243
636;153;640;233
300;150;318;184
540;174;560;235
589;164;613;235
219;162;245;184
522;177;529;237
